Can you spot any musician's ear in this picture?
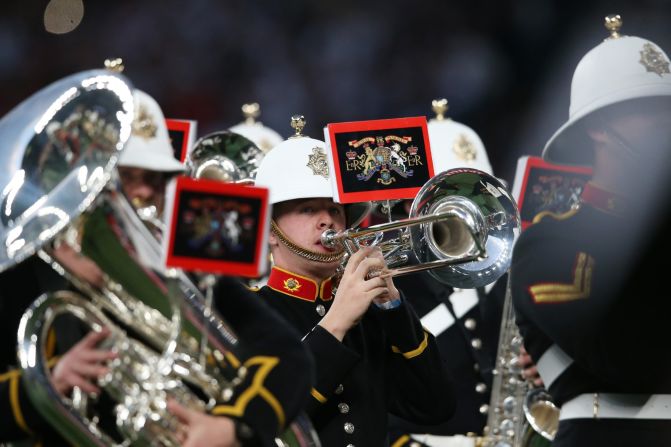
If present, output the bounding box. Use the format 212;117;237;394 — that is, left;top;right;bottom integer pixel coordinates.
269;228;279;248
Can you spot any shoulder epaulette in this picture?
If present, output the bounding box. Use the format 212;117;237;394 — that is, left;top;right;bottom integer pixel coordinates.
531;207;579;224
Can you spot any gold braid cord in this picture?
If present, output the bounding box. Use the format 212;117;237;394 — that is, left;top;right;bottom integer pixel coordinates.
271;220;344;263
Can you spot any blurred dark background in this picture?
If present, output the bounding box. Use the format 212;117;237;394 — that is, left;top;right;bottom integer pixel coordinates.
1;0;669;183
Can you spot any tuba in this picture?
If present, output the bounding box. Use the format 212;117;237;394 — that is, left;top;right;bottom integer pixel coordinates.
321;168;520;288
0;70;274;446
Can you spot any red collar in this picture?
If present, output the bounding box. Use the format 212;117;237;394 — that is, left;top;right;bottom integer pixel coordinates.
581;183;627;215
267;266;333;302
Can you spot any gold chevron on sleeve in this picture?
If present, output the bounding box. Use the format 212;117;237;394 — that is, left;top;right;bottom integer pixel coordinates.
211;355;285;430
529;252;594;303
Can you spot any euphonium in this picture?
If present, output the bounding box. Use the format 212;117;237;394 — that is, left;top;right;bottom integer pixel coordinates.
0;69;250;446
321;168;520;289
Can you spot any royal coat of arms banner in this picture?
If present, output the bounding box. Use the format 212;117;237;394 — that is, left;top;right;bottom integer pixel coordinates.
324;116;434;203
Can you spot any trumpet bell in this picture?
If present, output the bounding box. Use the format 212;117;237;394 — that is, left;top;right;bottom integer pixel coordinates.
409;168;520;288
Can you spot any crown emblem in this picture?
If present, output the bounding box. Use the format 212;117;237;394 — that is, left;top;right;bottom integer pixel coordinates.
307;147;329;178
132;104;157;139
345;150;358;160
639;43;670;77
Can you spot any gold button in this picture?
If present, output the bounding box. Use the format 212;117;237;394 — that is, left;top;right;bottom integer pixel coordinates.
344;422;355;434
335;384;344;394
464;318;477;330
316;304;326;316
338;403;350;414
471;338;482;349
475;382;487;393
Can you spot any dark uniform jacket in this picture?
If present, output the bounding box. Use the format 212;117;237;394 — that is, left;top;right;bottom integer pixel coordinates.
256;266;456;447
0;255;68;444
388;272;505;445
510;183;671;446
0;253;313;447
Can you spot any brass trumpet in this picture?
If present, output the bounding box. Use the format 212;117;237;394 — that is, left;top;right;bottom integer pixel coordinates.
321;168;520;288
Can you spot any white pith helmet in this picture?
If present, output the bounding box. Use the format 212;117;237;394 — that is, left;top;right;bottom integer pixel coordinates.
543;14;671;165
427;98;493;175
118;89;185;173
254;115;370;227
228;102;284;153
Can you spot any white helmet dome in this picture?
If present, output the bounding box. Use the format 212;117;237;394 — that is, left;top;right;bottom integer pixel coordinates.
255;115;369;227
427;98;493;175
228;102;284;153
543;15;671;165
118;90;185;173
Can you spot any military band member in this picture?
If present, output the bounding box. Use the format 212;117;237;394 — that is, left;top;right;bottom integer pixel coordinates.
385;101;505;446
254;117;456;446
510;15;671;446
114;90;315;446
1;88;314;447
116;89;186;224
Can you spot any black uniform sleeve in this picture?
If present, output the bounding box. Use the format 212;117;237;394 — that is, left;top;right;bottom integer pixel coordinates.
380;294;456;424
301;324;360;414
511;222;670;389
0;369;37;441
0;255;69;444
0;360;65;443
209;277;314;446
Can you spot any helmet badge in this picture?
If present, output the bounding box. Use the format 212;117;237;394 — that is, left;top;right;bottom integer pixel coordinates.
307;147;329;178
453;134;477;162
639;43;670;77
132;104;157;139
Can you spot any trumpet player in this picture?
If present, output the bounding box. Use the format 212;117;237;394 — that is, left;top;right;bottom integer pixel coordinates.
253;118;456;446
510;15;671;446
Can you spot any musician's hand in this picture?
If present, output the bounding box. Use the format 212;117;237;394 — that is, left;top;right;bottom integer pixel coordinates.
366;248;400;305
167;399;240;447
51;244;105;289
52;328;117;396
320;246;389;340
518;345;544;387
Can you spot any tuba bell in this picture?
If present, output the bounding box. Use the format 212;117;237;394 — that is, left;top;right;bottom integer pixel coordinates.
321;168;520;288
187;130;265;183
0;69;259;446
